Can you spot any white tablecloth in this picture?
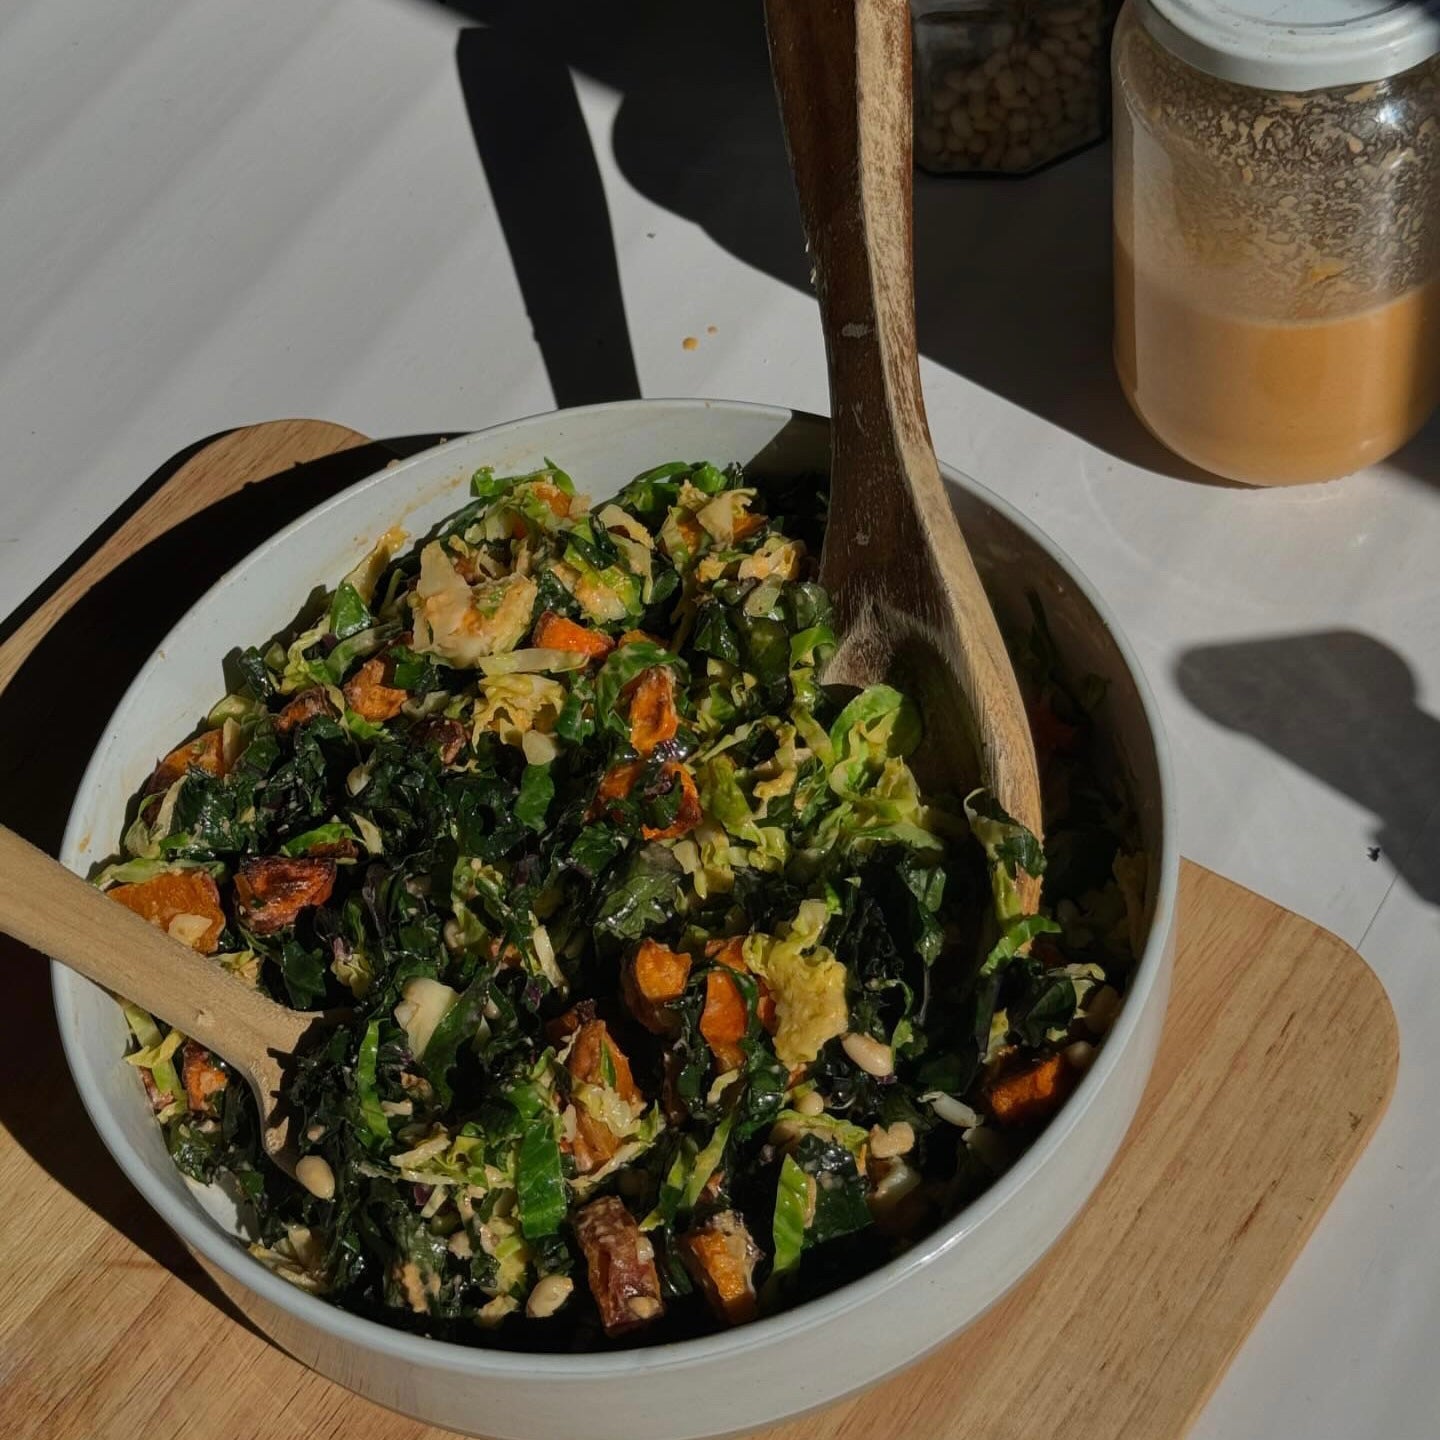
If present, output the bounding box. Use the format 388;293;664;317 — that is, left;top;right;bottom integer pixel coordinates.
3;2;1437;1434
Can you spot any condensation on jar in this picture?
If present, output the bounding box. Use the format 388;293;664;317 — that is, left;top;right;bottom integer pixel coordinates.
1112;0;1440;485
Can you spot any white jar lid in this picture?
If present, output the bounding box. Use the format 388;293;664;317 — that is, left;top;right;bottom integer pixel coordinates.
1137;0;1440;92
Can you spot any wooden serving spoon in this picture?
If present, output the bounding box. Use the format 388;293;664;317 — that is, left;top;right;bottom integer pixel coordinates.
765;0;1044;899
0;824;325;1175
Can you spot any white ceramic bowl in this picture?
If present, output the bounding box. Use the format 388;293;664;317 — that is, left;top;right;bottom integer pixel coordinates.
56;400;1177;1440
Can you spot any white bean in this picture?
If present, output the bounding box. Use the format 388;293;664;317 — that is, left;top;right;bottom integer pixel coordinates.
868;1159;922;1213
526;1275;574;1319
842;1033;894;1078
296;1155;336;1201
868;1121;916;1159
927;1092;980;1129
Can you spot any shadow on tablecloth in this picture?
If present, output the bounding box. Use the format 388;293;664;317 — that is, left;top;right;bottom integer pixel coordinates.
444;0;1224;483
1176;630;1440;910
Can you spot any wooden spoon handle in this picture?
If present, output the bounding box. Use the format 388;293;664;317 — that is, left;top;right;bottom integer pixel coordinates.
0;826;310;1072
767;0;1043;860
765;0;928;524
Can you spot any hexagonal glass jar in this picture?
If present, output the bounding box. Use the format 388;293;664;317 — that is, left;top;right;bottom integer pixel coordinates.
912;0;1119;175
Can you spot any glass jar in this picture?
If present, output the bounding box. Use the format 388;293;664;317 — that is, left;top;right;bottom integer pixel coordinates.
1113;1;1440;485
913;1;1119;174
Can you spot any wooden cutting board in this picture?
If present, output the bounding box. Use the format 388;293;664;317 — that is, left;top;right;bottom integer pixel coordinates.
0;421;1399;1440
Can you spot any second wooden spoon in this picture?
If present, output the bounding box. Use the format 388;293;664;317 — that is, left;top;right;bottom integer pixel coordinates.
0;824;326;1175
765;0;1044;902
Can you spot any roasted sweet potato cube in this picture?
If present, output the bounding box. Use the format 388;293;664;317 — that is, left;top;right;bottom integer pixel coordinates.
703;937;777;1041
571;1112;620;1175
680;1210;761;1325
275;687;335;735
108;870;226;954
567;1019;641;1103
233;856;336;936
641;763;701;842
591;759;645;814
566;1019;642;1175
573;1196;664;1337
533;610;613;660
623;939;692;1034
700;969;748;1073
590;758;700;842
985;1053;1070;1128
706;936;746;970
147;728;226;794
634;939;692;1000
181;1041;229;1114
626;666;679;755
342;656;407;723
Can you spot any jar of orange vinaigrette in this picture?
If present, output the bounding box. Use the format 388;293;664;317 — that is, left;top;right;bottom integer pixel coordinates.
1113;0;1440;484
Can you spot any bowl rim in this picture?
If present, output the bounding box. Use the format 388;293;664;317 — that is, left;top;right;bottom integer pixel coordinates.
54;396;1179;1379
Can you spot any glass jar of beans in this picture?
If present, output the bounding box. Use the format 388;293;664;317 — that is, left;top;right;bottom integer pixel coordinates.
912;0;1119;175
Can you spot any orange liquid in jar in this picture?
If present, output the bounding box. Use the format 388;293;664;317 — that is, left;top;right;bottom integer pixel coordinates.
1115;238;1440;485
